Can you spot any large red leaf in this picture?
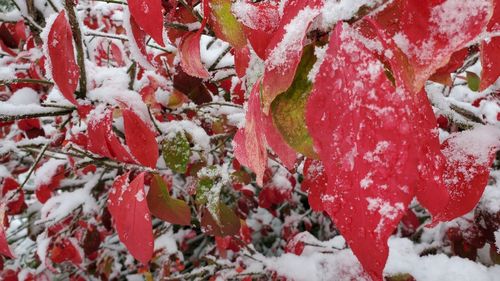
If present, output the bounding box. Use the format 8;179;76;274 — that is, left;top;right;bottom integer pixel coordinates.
0;205;14;258
128;0;165;46
108;172;153;264
305;23;419;280
480;1;500;90
370;0;493;93
432;125;500;224
178;0;210;79
260;0;323;113
47;11;80;105
123;109;158;168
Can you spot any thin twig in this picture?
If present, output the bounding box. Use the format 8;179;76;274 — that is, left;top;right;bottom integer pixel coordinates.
0;78;54;86
0;109;74;122
208;46;231;71
64;0;87;99
20;142;50;188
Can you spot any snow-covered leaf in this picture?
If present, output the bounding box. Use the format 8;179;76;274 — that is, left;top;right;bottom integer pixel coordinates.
161;131;190;173
305;23;418;280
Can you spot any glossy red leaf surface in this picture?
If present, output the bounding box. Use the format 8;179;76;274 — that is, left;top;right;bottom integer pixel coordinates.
47;11;80;105
305;23;419;280
108;172;153;264
261;0;323;113
432;125;500;224
370;0;493;93
127;0;165;46
123;109;158;168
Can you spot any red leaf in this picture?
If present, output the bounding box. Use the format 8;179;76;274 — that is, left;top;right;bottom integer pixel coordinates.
237;0;281;59
35;162;66;203
370;0;492;92
0;205;14;258
178;0;210;78
49;238;82;265
128;0;165;46
301;158;327;212
47;11;80;105
234;46;250;78
480;1;500;90
87;110;135;163
123;109;158;168
260;0;323;113
233;79;296;185
432;126;500;224
305;23;419;280
480;37;500;90
108;172;153;264
429;48;468;86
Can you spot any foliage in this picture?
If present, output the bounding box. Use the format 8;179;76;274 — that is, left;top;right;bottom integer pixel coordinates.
0;0;499;280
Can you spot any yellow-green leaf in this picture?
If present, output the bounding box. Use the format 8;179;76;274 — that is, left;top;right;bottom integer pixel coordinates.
271;44;318;159
147;175;191;225
209;0;247;49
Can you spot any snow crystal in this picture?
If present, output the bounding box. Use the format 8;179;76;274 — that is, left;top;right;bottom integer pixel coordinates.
308;45;327;82
360;173;373;189
135;189;144;202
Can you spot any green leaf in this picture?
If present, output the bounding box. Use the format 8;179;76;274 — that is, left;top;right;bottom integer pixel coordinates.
209;0;247;49
161;131;191;173
146;175;191;225
271;44;318;159
196;177;213;205
466;71;480;92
